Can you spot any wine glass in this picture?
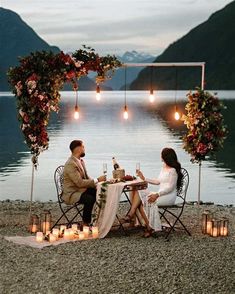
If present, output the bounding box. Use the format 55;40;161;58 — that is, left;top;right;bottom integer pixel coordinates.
136;162;140;176
103;163;107;176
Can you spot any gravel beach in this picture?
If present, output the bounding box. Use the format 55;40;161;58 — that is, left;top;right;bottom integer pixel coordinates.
0;200;234;294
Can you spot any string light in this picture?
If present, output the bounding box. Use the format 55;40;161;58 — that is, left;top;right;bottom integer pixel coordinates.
149;88;155;103
174;106;180;121
74;89;79;120
174;67;180;121
123;105;129;120
123;66;129;120
96;84;101;101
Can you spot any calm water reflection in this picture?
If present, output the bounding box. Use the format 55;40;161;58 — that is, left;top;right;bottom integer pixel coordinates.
0;91;234;204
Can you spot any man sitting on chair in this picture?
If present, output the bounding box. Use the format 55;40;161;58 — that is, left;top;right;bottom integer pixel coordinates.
62;140;106;226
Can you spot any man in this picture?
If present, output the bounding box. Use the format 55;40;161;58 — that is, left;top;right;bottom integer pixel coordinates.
62;140;106;225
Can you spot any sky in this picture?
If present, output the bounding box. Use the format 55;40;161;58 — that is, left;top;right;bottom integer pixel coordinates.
1;0;233;55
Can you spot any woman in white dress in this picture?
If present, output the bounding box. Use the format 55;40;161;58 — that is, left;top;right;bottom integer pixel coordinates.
123;148;183;237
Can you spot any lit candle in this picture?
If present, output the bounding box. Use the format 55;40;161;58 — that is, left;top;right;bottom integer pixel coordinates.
83;226;90;238
60;225;66;236
64;228;70;240
223;227;228;237
212;227;218;237
49;233;57;243
206;221;212;235
31;224;38;233
79;232;85;240
69;228;74;240
42;221;50;234
71;224;78;232
36;232;44;242
52;228;60;240
92;227;99;238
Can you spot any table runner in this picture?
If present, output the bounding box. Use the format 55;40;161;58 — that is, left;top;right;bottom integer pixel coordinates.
96;179;145;238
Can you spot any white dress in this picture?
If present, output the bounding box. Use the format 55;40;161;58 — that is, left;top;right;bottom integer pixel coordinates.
139;167;178;231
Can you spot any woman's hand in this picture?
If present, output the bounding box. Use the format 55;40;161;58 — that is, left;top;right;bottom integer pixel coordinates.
148;193;159;203
137;170;145;180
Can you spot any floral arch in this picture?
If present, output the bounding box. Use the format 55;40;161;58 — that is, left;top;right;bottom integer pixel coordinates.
8;46;122;158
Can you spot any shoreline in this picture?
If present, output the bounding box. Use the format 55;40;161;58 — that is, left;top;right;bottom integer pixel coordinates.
0;200;235;293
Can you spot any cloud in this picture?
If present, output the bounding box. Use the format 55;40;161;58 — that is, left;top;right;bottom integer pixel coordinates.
2;0;232;54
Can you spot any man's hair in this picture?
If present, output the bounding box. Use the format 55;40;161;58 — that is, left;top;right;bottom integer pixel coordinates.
69;140;83;152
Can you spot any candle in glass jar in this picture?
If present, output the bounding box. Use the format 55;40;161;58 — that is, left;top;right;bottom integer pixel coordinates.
92;227;99;238
83;226;89;238
206;221;212;234
31;224;38;233
42;221;50;234
212;227;218;237
36;232;44;242
52;228;60;240
79;232;85;240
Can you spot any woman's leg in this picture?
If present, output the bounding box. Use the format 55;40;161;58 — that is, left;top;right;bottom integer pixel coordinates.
128;190;141;217
139;204;151;231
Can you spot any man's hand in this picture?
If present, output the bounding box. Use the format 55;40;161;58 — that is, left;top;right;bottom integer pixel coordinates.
147;193;159;203
97;175;107;182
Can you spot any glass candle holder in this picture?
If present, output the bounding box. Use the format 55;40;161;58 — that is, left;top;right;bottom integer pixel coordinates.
29;214;39;234
202;210;211;234
40;210;52;234
211;219;220;237
220;217;229;237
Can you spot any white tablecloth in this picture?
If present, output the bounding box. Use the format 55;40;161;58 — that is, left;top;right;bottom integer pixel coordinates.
96;180;145;238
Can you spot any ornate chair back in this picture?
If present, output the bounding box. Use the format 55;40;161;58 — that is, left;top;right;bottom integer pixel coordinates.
54;165;64;206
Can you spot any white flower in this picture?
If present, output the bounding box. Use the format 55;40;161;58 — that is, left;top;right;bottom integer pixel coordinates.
19;109;25;117
28;134;37;142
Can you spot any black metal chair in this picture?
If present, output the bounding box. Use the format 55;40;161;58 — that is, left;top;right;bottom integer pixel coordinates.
158;168;191;240
51;165;84;229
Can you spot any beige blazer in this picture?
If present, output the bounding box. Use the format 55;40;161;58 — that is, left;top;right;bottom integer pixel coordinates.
61;156;96;205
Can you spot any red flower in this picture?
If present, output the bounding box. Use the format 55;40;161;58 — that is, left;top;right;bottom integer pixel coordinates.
66;71;76;80
196;143;208;155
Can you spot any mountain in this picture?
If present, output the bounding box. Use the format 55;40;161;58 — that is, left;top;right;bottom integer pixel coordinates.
101;51;155;90
0;8;106;91
130;1;235;90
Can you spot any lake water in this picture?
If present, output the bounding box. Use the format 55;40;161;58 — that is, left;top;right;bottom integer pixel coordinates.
0;91;235;205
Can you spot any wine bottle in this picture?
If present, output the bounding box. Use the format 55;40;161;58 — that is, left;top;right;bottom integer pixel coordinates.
112;157;120;170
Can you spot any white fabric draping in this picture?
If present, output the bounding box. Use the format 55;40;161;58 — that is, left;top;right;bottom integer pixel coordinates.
96;180;144;238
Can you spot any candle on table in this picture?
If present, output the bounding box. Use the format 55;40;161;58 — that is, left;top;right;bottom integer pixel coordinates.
52;228;60;240
36;232;44;242
79;232;85;240
83;226;89;238
92;227;99;238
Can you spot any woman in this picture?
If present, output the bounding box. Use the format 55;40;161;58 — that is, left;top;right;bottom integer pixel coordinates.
123;147;183;237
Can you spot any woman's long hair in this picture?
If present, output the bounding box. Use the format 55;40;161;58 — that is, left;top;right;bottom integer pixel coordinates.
161;148;183;191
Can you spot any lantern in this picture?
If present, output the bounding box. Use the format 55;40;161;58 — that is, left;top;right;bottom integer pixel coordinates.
211;219;220;237
220;217;229;237
29;214;39;233
40;210;52;234
201;210;212;234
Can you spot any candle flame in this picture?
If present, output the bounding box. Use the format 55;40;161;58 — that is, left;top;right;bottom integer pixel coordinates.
174;111;180;121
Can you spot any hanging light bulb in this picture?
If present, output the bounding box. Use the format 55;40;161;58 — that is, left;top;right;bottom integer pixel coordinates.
96;84;101;101
174;106;180;121
123;105;129;120
149;88;155;103
74;105;79;120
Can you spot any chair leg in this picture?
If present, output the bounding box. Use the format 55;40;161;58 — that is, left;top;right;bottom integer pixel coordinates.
116;214;128;236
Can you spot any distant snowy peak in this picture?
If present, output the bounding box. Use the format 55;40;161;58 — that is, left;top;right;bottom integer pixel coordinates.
118;51;155;63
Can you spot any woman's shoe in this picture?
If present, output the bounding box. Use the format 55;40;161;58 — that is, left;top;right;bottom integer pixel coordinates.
142;229;154;238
